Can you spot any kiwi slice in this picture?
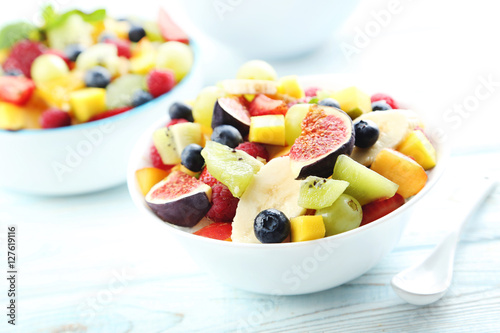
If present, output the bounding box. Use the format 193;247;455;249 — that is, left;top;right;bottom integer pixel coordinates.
298;176;349;210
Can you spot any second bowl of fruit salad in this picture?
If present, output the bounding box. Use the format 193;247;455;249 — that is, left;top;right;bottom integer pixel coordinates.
0;7;203;195
128;62;448;295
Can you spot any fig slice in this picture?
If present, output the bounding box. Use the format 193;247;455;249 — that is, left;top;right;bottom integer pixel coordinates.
212;96;251;136
289;104;354;179
146;171;212;227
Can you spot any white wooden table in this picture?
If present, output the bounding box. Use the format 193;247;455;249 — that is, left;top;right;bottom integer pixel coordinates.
1;150;499;333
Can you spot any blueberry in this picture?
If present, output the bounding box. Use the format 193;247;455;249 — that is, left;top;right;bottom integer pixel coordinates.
4;68;23;76
84;66;112;88
98;32;116;43
181;144;205;172
131;90;154;107
211;125;243;148
354;119;379;148
254;209;291;243
65;44;85;62
169;102;194;122
128;25;146;43
371;100;392;111
318;98;341;109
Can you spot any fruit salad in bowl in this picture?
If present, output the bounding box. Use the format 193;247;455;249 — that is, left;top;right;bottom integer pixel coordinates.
0;6;202;195
128;61;447;295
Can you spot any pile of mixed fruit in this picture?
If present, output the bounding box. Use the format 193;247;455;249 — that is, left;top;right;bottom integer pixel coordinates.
0;6;192;130
135;60;437;244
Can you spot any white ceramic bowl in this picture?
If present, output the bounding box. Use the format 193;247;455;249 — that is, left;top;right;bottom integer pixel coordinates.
0;42;203;196
127;74;448;295
174;0;361;59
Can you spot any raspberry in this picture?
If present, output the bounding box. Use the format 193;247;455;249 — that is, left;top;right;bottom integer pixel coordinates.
206;184;239;222
88;107;132;122
236;142;269;161
40;109;72;129
371;93;398;109
150;145;175;171
147;69;176;98
199;167;220;187
104;39;131;58
166;118;188;127
2;40;46;78
305;87;320;97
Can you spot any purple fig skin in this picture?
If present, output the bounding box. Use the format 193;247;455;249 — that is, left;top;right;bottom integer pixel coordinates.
147;192;211;227
212;98;251;136
296;133;355;179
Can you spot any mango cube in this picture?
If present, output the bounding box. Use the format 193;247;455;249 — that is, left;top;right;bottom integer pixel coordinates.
371;148;427;199
290;215;326;242
0;102;25;130
333;86;371;119
69;88;107;122
249;115;286;146
397;130;437;170
277;75;305;99
135;167;170;196
37;72;85;110
130;51;157;75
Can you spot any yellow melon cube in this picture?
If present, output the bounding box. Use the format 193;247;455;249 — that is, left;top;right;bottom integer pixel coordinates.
249;115;286;146
333;86;371;119
69;88;107;122
397;130;437;170
290;215;326;242
277;75;305;99
37;72;85;110
130;51;157;75
135;167;171;196
0;102;25;130
371;148;427;199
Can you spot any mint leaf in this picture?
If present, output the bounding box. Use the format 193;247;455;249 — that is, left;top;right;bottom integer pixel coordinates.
309;97;319;104
0;22;40;49
44;7;106;30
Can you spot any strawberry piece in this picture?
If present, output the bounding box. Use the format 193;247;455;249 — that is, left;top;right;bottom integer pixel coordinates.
0;76;35;105
248;94;288;117
150;145;175;171
2;40;46;78
371;93;398;109
194;222;232;241
88;107;133;122
165;118;188;127
206;184;239;222
44;49;72;68
235;142;269;161
360;193;405;226
199;167;221;187
104;39;131;59
305;87;320;97
147;69;175;98
158;8;189;44
40;109;72;129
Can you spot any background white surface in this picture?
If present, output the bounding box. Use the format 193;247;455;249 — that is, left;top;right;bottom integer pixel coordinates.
1;0;500;332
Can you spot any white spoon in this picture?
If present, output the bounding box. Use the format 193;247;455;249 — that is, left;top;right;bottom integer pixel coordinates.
391;176;497;306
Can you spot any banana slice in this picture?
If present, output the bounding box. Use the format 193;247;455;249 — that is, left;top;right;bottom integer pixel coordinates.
351;110;420;166
231;156;306;244
220;79;278;95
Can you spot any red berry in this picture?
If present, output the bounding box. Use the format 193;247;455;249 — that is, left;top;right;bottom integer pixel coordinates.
104;39;131;58
44;49;72;68
0;76;35;105
158;8;190;44
194;222;232;240
248;94;288;117
206;184;239;222
371;93;398;109
88;107;133;122
165;118;188;127
305;87;320;97
235;142;269;161
199;167;220;187
360;193;405;226
150;145;175;171
147;69;176;98
40;109;72;129
2;40;46;78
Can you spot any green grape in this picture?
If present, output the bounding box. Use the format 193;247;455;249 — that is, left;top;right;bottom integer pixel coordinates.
30;54;69;86
192;86;225;128
284;103;310;146
156;41;193;83
236;60;277;81
316;194;362;236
